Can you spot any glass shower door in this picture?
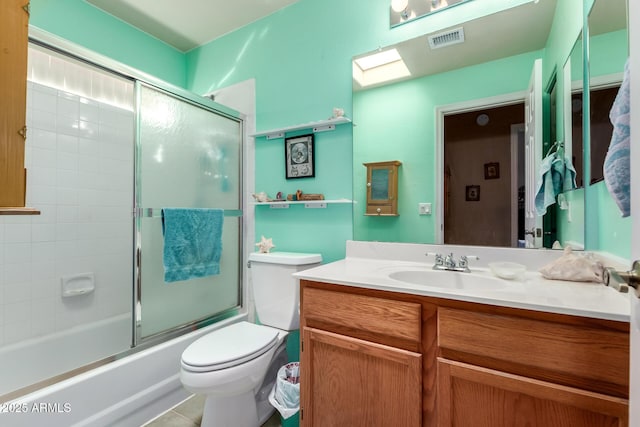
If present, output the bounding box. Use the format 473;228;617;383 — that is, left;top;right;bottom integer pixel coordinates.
136;83;243;340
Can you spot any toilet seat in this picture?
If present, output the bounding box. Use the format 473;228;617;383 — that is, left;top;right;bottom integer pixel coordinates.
181;322;280;373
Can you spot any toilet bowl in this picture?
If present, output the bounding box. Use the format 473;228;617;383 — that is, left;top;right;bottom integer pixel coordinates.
179;251;322;427
180;322;288;426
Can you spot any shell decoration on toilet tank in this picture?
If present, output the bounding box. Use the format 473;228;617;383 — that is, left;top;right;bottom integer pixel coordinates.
256;236;275;253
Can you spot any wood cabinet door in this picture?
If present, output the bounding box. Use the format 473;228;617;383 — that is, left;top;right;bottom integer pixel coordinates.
438;358;628;427
301;327;422;427
0;0;29;207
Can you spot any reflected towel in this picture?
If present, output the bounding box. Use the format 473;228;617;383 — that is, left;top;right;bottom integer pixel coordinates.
562;155;577;192
535;152;563;216
604;58;630;217
161;208;223;283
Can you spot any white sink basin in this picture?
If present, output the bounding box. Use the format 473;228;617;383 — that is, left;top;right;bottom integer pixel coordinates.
387;268;507;290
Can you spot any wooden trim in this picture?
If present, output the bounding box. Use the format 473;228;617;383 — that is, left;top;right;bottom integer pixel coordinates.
0;0;29;207
0;207;40;215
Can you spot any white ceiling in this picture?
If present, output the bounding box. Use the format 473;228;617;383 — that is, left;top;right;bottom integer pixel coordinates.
85;0;299;52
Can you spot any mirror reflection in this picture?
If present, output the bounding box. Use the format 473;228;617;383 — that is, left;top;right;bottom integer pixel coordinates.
353;0;583;249
355;0;629;251
588;0;627;185
554;32;585;249
582;0;630;251
390;0;471;27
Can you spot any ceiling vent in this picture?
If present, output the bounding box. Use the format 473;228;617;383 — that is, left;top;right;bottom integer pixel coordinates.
428;27;465;49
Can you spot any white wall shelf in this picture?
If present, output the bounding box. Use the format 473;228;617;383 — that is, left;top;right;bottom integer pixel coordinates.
251;117;352;140
253;198;353;209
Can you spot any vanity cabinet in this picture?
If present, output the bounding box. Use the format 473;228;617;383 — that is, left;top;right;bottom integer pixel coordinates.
363;160;401;216
1;0;29;208
437;308;629;426
300;285;425;426
299;280;630;427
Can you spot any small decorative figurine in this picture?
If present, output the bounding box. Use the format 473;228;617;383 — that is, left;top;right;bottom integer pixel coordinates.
256;236;275;253
252;192;272;203
332;107;345;118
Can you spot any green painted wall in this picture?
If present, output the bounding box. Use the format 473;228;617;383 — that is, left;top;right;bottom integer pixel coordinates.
185;0;533;261
30;0;186;87
29;0;630;260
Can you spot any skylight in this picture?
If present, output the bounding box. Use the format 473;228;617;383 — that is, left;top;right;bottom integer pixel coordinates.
354;49;402;71
353;48;411;88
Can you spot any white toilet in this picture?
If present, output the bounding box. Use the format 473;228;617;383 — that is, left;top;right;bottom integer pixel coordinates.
180;251;322;427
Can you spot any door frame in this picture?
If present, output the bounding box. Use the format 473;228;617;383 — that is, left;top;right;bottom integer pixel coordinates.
435;91;527;244
628;0;639;424
510;123;525;246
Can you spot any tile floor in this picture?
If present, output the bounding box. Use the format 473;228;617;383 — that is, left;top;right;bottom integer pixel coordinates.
142;394;281;427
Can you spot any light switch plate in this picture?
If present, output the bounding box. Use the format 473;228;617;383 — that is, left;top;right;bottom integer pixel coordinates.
419;203;432;215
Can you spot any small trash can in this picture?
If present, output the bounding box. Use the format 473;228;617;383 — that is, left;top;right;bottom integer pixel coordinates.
269;362;300;426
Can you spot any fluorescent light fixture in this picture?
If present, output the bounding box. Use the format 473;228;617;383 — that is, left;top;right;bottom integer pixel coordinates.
354;49;402;71
353;48;411;88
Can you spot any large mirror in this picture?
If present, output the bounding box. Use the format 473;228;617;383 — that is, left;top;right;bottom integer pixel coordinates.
583;0;629;249
556;32;585;248
352;0;628;251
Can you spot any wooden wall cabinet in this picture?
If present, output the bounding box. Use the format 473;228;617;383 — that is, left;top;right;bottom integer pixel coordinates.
363;160;401;216
1;0;29;208
300;280;630;427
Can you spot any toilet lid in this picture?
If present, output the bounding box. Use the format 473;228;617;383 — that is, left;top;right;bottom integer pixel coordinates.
181;322;279;372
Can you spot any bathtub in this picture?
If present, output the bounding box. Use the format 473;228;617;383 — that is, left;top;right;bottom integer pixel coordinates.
0;314;132;397
1;313;247;427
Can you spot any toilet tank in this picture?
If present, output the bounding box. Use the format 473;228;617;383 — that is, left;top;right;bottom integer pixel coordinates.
249;252;322;330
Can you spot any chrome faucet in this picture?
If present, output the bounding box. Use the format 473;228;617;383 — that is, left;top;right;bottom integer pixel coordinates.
426;252;479;273
444;253;457;269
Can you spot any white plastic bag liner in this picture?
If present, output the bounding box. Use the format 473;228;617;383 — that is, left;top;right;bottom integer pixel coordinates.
268;362;300;419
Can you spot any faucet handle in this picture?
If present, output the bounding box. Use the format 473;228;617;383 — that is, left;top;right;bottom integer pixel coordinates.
426;252;444;265
458;255;479;270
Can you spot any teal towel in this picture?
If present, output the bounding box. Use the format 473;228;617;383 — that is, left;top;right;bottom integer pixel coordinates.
562;155;577;192
604;58;630;217
535;152;561;216
161;208;223;283
535;152;577;216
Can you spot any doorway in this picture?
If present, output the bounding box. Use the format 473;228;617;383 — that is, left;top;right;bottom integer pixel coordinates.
443;103;525;247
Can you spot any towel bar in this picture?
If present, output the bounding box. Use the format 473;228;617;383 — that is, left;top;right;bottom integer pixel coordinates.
134;207;242;218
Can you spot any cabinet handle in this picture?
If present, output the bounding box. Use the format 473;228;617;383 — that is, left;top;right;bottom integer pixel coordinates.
18;126;27;140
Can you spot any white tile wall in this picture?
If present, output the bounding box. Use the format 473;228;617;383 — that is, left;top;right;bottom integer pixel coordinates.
0;48;135;346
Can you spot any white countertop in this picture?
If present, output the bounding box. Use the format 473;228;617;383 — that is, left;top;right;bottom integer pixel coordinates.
293;241;631;322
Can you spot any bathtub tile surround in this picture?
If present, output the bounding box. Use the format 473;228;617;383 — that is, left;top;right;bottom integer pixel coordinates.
0;47;135;395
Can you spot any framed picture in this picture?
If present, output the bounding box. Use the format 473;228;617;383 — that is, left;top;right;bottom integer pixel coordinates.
465;185;480;201
285;134;315;179
484;162;500;180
